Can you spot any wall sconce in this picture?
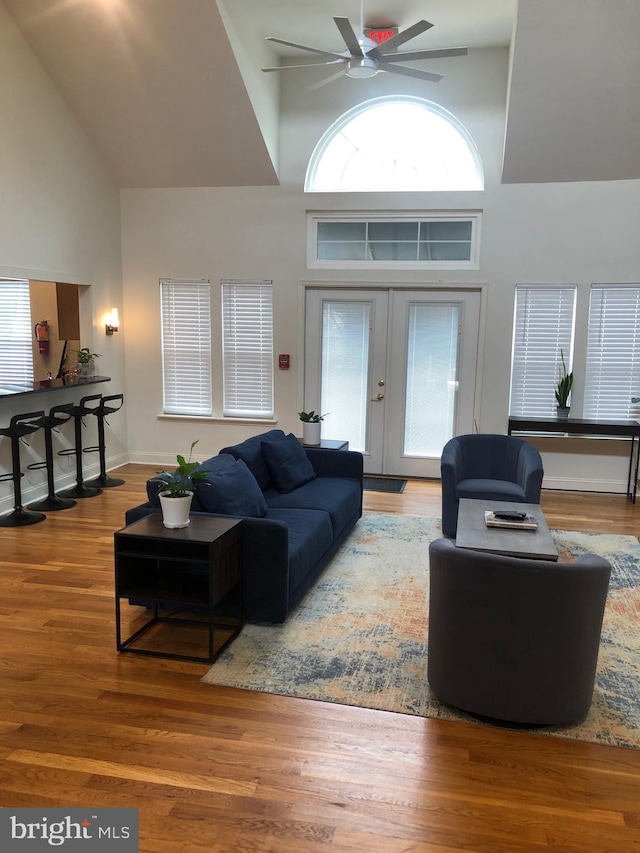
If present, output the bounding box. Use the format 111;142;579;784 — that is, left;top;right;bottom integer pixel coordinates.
105;308;120;336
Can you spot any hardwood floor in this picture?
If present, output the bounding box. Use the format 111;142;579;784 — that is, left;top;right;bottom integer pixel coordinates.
0;464;639;852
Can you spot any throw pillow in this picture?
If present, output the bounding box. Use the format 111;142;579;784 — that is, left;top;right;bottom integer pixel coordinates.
219;429;286;491
261;432;316;493
146;474;171;507
194;456;267;518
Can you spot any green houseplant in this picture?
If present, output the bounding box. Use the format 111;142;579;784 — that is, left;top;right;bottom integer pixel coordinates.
73;347;100;364
156;441;208;527
71;347;100;378
156;440;207;497
555;349;573;417
298;410;328;424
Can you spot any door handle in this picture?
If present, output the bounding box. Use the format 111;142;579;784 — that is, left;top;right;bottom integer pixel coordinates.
370;393;385;401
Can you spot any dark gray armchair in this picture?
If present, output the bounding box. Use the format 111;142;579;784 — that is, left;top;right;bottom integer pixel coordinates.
427;538;611;726
440;433;544;537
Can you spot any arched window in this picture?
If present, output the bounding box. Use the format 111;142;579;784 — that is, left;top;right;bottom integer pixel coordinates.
305;95;484;192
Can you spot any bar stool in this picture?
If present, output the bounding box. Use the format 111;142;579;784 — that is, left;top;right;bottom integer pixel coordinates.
85;393;125;488
57;394;103;499
0;410;46;527
27;403;77;512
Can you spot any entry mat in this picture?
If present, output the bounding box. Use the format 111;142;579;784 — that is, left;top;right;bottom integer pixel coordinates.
363;476;407;494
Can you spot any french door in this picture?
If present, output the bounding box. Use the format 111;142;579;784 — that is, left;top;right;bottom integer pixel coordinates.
304;287;481;477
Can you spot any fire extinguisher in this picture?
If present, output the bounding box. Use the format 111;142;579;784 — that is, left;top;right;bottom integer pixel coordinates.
35;320;50;356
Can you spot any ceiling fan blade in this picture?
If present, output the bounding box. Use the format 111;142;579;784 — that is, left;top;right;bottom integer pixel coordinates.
308;68;349;90
378;62;443;83
266;36;346;60
262;59;346;73
333;17;363;57
380;46;468;63
368;20;434;56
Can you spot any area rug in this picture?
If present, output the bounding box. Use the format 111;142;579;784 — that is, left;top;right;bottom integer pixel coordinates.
202;512;640;749
362;476;407;493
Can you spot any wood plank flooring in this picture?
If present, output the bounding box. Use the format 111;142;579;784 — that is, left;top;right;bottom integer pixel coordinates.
0;464;639;852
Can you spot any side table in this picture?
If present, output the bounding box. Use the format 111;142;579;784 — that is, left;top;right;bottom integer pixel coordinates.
114;514;243;663
298;438;349;450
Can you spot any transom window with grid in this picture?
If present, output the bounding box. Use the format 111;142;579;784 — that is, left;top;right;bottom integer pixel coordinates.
308;212;481;270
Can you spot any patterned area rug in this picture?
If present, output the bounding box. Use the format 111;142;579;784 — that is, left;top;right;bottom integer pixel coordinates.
202;512;640;749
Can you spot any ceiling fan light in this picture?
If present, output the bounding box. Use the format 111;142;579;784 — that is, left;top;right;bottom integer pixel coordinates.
345;56;378;78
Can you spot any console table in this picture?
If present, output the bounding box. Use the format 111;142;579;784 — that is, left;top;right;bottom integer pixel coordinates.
508;416;640;503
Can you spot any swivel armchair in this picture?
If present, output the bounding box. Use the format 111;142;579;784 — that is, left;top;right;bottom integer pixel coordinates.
441;433;544;537
427;538;611;726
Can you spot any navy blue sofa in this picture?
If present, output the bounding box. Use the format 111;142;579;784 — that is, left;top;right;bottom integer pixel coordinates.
125;430;363;623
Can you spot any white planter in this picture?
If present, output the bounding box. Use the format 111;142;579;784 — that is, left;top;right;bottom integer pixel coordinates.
158;491;193;528
76;361;95;379
302;421;321;446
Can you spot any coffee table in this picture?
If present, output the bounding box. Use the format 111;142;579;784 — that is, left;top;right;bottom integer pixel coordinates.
455;498;558;561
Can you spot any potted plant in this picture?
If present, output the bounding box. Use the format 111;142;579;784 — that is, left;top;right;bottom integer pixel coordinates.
156;440;208;528
298;410;328;446
555;349;573;418
72;347;100;379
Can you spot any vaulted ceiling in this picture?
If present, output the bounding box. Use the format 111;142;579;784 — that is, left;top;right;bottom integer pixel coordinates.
4;0;640;188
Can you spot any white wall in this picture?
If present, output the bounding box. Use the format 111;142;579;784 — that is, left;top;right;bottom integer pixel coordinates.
0;1;126;511
121;47;640;492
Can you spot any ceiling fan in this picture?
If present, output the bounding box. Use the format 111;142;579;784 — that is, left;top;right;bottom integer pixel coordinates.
261;3;467;84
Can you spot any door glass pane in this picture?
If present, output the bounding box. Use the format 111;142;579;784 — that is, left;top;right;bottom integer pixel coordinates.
320;301;370;453
404;303;459;456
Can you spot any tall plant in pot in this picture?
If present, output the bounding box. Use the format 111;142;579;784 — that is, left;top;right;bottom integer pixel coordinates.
156;440;208;528
298;410;328;446
555;349;573;418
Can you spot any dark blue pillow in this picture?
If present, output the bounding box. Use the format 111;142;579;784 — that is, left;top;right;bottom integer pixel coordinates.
219;429;286;491
146;474;171;507
194;455;267;518
261;433;316;493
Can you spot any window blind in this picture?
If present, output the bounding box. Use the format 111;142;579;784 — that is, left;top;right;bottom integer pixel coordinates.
584;283;640;419
221;281;273;418
160;279;212;416
319;301;371;453
404;302;459;457
509;284;576;417
0;280;34;384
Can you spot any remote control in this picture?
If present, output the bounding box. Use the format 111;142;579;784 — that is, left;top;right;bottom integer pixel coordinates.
492;510;527;520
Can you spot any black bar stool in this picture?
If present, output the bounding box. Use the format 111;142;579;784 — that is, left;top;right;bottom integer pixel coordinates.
27;403;77;512
85;393;125;488
57;394;103;499
0;410;46;527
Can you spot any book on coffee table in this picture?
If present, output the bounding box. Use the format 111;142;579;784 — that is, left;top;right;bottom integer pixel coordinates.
484;510;538;530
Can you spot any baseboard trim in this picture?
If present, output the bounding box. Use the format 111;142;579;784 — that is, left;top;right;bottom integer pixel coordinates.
542;475;633;494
